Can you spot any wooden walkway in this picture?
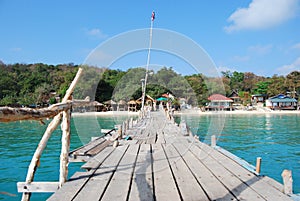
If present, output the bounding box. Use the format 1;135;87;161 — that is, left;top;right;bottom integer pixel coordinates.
48;111;292;201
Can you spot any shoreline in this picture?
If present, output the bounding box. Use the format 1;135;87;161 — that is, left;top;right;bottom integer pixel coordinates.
175;109;300;115
71;109;300;117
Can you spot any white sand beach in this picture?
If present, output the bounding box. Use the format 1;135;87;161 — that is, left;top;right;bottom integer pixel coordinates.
71;109;299;117
175;109;300;115
71;111;139;117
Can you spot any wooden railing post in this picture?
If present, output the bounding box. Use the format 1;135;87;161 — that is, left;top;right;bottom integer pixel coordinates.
21;68;82;201
59;109;71;187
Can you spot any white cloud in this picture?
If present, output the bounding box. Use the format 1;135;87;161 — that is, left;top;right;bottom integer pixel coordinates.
225;0;298;32
86;28;107;39
248;44;273;55
10;47;22;52
292;43;300;50
276;57;300;75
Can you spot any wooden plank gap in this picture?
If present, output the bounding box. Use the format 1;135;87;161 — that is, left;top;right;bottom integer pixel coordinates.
161;144;184;201
172;143;211;200
98;145;131;200
126;144;141;201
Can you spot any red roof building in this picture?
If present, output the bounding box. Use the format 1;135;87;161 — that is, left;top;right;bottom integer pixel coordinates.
206;94;233;111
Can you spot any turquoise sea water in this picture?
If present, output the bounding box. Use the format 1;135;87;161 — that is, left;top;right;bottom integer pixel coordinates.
177;113;300;195
0;115;130;201
0;113;299;200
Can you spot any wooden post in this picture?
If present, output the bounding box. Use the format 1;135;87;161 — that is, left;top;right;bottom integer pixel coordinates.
255;157;262;174
22;114;63;201
122;121;126;136
21;68;83;201
126;119;129;130
117;125;122;140
211;135;216;147
129;117;133;128
281;169;293;195
59;109;71;187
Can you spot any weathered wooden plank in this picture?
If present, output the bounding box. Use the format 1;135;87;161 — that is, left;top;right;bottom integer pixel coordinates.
47;171;94;201
85;140;111;156
155;130;165;144
101;144;139;201
81;145;115;170
49;143;118;200
72;145;129;201
191;142;265;200
71;138;106;156
152;144;181;201
174;142;237;201
17;182;59;193
163;143;209;201
128;144;154;201
199;143;292;201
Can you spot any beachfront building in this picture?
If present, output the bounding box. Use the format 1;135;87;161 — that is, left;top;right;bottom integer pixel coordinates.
127;100;137;112
228;90;243;110
251;94;268;106
104;100;117;111
206;94;233;111
117;100;127;111
266;94;298;110
228;90;241;104
136;94;156;110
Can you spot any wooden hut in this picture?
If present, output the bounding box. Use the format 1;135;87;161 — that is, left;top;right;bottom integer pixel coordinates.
127;100;137;112
104;100;117;111
136;94;156;110
117;100;127;111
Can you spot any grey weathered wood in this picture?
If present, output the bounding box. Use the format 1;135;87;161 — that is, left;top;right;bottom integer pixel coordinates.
101;144;139;201
190;143;265;200
203;143;292;200
59;110;71;187
17;182;59;193
152;144;181;201
174;142;237;201
81;146;115;170
282;169;293;195
70;138;106;156
128;144;154;201
193;142;292;200
163;143;209;201
48;110;293;201
72;145;129;201
47;171;94;201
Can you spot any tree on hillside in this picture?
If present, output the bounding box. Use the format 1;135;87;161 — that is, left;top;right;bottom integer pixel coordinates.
286;71;300;98
267;75;286;96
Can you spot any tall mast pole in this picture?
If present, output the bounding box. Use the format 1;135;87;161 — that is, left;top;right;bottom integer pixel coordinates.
141;11;155;112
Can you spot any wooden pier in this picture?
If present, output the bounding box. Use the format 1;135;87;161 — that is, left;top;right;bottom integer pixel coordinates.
47;111;292;201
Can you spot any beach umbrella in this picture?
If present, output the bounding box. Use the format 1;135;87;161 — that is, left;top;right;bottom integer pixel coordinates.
156;97;168;101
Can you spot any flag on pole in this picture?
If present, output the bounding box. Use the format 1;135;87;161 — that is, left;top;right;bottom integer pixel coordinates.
151;11;155;21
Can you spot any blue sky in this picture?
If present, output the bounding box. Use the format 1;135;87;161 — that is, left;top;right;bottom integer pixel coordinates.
0;0;300;76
